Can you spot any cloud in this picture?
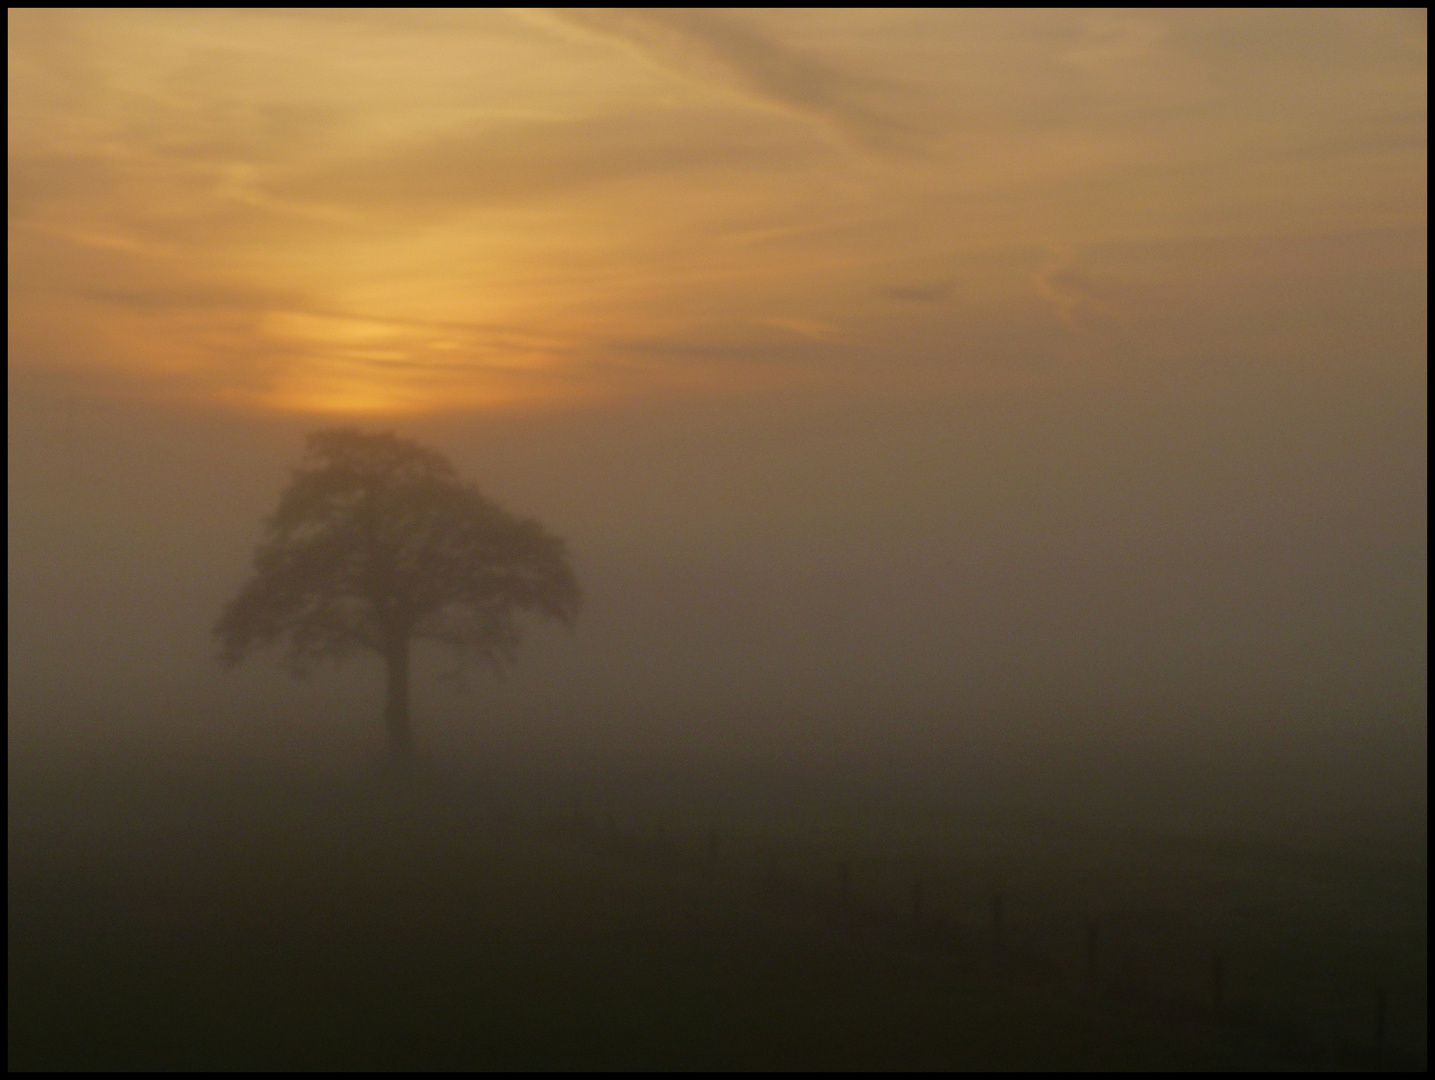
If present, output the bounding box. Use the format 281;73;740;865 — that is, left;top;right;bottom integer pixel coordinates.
1031;249;1137;333
7;10;1425;415
883;281;956;305
273;108;818;215
541;8;927;154
758;317;844;343
78;282;303;314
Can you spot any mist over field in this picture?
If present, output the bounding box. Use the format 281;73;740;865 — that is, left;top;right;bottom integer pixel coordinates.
10;346;1425;846
11;334;1426;1068
9;8;1426;1071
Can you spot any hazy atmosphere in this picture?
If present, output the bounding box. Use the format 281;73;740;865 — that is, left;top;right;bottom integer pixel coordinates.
9;9;1427;1070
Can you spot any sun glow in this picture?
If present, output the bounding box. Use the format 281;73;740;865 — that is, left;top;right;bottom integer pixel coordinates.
8;9;1426;417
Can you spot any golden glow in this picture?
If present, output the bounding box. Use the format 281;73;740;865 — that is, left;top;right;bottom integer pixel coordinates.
8;9;1427;414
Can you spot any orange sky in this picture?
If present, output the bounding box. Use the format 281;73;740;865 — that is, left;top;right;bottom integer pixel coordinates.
9;8;1426;414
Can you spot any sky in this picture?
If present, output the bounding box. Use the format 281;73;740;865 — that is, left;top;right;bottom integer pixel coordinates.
7;10;1427;835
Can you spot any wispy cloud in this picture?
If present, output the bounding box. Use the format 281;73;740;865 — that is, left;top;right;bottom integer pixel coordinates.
759;316;845;343
883;281;956;305
7;9;1425;414
273;108;817;215
541;8;927;154
1032;249;1136;333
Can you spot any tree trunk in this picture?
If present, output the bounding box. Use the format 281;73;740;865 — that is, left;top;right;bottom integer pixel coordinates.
383;637;413;762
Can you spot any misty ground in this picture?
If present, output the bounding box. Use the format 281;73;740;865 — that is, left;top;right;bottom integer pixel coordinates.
9;749;1426;1072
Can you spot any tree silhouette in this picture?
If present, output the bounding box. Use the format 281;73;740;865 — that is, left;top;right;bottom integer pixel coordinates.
215;428;580;762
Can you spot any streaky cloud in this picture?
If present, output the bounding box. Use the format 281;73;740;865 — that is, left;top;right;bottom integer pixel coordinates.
542;8;929;155
272;108;822;215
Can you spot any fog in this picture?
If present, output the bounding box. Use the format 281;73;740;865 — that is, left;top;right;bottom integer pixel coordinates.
11;273;1428;1076
9;7;1425;1070
10;295;1426;847
10;331;1427;1066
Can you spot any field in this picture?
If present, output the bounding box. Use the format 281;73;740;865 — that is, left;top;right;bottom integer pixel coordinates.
9;752;1426;1071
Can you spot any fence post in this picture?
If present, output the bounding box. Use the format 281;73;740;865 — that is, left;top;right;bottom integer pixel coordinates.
1086;919;1100;982
1373;987;1387;1058
1210;948;1224;1012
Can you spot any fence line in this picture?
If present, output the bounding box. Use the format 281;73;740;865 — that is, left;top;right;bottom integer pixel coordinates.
532;800;1425;1070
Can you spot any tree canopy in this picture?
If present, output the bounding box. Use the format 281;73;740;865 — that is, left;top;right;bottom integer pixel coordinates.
215;428;580;757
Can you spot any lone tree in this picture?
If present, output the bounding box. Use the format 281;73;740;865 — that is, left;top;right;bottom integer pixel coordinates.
215;428;580;762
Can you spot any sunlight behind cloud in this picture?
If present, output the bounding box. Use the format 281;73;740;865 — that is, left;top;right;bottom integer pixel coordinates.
7;8;1426;415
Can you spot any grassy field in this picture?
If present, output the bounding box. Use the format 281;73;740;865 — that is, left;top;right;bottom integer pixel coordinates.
9;754;1425;1071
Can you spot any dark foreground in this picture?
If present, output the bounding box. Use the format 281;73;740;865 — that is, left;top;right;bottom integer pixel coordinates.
9;757;1424;1071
